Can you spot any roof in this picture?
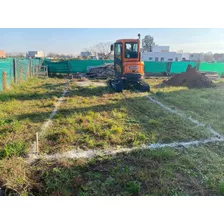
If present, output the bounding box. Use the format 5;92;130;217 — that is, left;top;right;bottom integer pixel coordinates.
115;39;139;43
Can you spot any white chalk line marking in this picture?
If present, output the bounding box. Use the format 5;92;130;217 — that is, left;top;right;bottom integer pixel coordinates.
146;96;223;138
27;81;224;163
29;80;70;156
28;137;224;162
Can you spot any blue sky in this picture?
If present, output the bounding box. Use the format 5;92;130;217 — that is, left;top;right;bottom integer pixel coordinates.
1;28;224;54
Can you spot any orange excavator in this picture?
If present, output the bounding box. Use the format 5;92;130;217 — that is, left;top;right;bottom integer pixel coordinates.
109;34;150;92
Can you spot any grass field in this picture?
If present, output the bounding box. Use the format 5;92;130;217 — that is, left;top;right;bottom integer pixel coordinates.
0;76;224;196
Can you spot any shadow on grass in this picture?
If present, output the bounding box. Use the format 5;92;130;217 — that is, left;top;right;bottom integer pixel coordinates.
0;90;65;102
0;83;110;102
31;147;213;196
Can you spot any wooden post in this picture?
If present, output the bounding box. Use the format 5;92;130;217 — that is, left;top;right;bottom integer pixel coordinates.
36;132;39;154
2;71;7;91
13;59;17;83
20;67;23;82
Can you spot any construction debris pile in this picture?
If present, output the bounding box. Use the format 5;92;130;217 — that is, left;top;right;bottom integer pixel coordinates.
164;65;213;88
85;64;114;79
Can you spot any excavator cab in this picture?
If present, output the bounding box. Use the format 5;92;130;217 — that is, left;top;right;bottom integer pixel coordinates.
109;35;150;92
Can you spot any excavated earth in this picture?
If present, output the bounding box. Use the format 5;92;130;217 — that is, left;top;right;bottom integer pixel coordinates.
164;66;213;88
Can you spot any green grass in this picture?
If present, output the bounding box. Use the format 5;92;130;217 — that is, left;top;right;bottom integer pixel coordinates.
1;141;224;196
0;77;67;156
0;141;27;159
147;78;224;135
39;81;211;154
0;77;224;196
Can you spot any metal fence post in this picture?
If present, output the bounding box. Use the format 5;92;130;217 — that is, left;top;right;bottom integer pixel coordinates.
167;62;172;74
13;58;17;84
197;61;200;71
2;71;7;91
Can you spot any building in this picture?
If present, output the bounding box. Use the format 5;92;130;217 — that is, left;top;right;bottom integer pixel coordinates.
80;51;92;57
141;46;190;62
0;51;6;58
26;51;45;58
189;53;204;61
213;53;224;62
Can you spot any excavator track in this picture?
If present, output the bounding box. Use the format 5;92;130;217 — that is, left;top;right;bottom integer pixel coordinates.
108;79;150;93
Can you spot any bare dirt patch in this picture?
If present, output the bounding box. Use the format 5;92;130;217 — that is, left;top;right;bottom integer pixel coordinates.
163;66;213;88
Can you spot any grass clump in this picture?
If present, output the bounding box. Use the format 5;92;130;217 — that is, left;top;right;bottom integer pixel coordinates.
125;181;141;195
0;142;27;160
219;181;224;195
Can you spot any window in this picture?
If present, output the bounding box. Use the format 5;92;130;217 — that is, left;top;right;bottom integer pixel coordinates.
115;43;122;59
175;57;178;61
155;57;159;61
160;57;164;61
125;42;138;58
149;57;153;60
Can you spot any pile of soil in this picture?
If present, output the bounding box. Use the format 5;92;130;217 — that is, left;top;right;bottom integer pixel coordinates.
164;65;213;88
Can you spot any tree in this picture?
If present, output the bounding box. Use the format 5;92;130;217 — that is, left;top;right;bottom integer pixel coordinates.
89;42;113;60
142;35;155;52
47;52;56;57
204;52;214;62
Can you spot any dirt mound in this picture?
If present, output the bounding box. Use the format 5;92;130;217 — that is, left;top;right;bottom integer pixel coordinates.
164;65;213;88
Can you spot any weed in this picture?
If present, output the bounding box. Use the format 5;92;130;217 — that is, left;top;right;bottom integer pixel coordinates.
219;181;224;195
110;125;123;134
125;181;141;195
0;142;27;159
148;119;161;127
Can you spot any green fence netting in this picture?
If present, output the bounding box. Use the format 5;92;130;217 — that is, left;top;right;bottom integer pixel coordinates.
0;59;13;91
44;60;114;73
144;61;168;73
170;61;198;74
199;62;224;76
0;58;42;91
45;60;169;74
17;59;30;80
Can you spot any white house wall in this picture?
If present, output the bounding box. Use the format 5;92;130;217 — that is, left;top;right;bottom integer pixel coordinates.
142;52;183;62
